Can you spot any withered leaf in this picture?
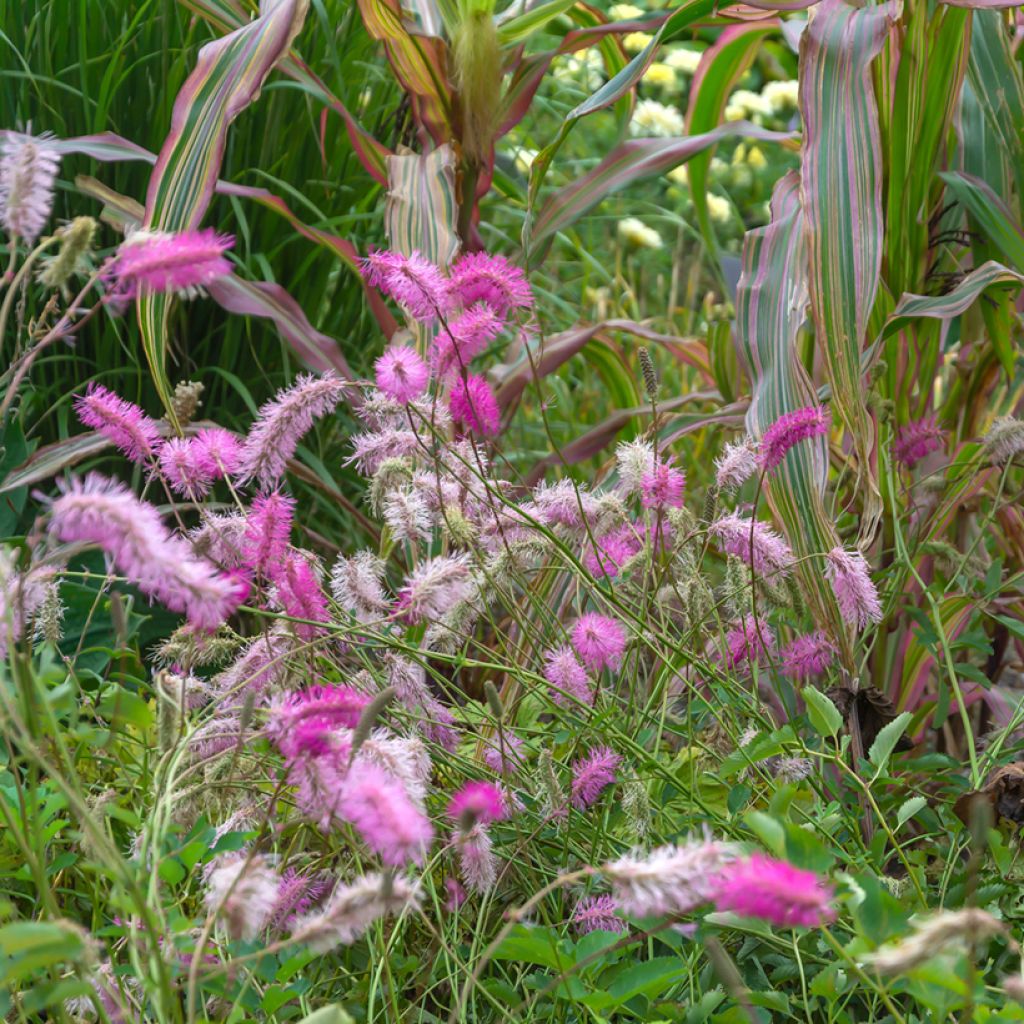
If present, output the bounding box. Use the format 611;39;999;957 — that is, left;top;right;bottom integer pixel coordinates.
954;763;1024;828
825;684;914;753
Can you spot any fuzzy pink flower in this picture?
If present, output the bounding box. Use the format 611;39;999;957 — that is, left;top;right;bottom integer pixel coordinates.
759;405;830;472
361;249;450;321
271;869;331;930
375;347;430;404
396;553;474;622
433;304;504;376
449;373;501;437
640;461;685;509
237;373;347;488
447;781;506;827
266;684;370;760
573;895;627;935
543;645;594;707
711;511;793;581
481;732;525;776
725;615;776;669
347;428;419;475
108;228;233;299
213;628;295;699
583;524;643;579
204;855;279;940
49;473;245;629
456;823;497;892
243;491;294;577
193;427;242;479
780;631;835;680
571;746;621;810
825;547;882;629
159;437;212;498
893;416;944;469
75;384;163;464
571;613;628;674
330;550;389;623
711;853;835;928
715;438;758;491
0;132;60;244
271;551;331;639
445;877;467;910
448;252;532;316
339;761;434;866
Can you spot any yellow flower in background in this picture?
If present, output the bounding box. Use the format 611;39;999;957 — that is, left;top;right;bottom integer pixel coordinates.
729;88;773;119
746;146;767;170
609;3;644;18
623;31;653;53
618;217;663;249
663;47;703;75
510;147;537;174
731;143;747;165
705;194;732;224
554;48;604;89
642;63;679;91
667;165;688;187
724;102;746;122
630;98;684;137
763;79;799;111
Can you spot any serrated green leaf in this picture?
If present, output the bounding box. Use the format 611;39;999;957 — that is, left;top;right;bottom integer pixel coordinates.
896;796;927;828
868;711;912;774
803;686;843;738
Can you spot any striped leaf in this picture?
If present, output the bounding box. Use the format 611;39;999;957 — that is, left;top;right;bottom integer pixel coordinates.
528;124;793;257
140;0;311;423
735;171;848;656
940;172;1024;271
799;0;898;544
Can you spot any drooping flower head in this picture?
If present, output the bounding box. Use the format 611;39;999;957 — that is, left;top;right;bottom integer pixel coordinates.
204;855;279;940
270;551;331;640
447;781;506;829
375;347;430;405
640;460;686;510
542;645;594;707
448;252;532;317
983;416;1024;465
780;631;835;680
711;512;794;581
193;427;243;479
893;417;944;469
330;550;389;623
725;615;776;669
0;132;60;244
449;373;501;437
711;853;835;928
433;304;505;376
571;613;628;674
361;249;451;321
824;547;882;629
456;823;498;893
615;439;655;495
481;732;525;776
571;746;621;809
242;491;295;577
108;228;233;300
74;384;164;465
237;373;347;488
715;438;758;491
758;405;830;472
572;895;627;935
159;437;212;499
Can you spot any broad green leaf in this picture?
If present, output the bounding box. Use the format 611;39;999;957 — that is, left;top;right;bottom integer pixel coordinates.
868;710;912;773
295;1008;356;1024
803;686;843;738
940;172;1024;270
745;810;787;857
896;795;927;827
497;0;580;44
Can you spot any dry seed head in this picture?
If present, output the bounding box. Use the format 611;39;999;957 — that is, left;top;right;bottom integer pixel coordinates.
984;416;1024;465
38;216;96;291
170;381;204;426
638;347;659;399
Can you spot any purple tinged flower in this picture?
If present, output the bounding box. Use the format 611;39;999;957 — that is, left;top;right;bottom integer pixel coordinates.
396;553;474;622
448;252;533;316
108;228;233;299
583;524;643;579
74;383;164;464
531;478;598;529
243;491;295;577
893;417;944;469
449;373;501;437
361;249;451;321
573;895;627;935
779;631;835;680
237;373;347;489
571;746;621;810
456;823;497;892
481;732;525;776
213;628;295;699
346;428;420;475
825;547;882;629
640;461;685;509
159;437;213;498
270;551;331;639
447;781;506;827
433;303;504;376
192;427;242;479
0;132;60;244
339;760;434;866
711;511;794;581
204;855;280;940
266;684;371;760
49;473;245;629
445;877;467;910
715;438;758;491
270;869;331;930
711;853;835;928
571;613;628;674
375;347;430;404
725;615;776;669
759;405;830;472
330;550;389;623
543;645;594;707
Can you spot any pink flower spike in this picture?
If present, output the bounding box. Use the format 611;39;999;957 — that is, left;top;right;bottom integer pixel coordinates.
266;684;370;760
433;304;504;376
271;551;331;640
543;646;594;707
725;615;776;669
339;761;434;866
108;228;233;299
711;511;794;581
193;427;242;479
159;437;213;499
780;631;835;680
0;133;60;244
361;249;450;322
825;547;881;629
447;781;506;828
481;732;525;776
571;613;628;674
711;853;835;928
75;383;164;464
448;252;532;316
449;373;501;437
571;746;621;810
640;461;686;510
573;895;627;936
243;491;295;577
759;405;830;472
893;416;944;469
583;524;642;580
375;347;430;404
445;877;467;910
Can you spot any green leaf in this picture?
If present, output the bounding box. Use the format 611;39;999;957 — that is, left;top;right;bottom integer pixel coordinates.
744;810;786;857
940;171;1024;270
868;711;912;774
896;796;927;828
493;924;569;971
295;1007;355;1024
803;686;843;738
